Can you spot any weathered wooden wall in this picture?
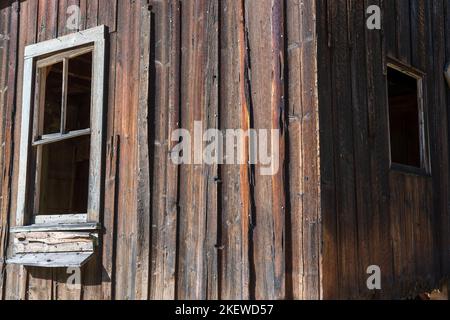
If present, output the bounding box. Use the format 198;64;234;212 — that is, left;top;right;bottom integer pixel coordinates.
318;0;450;299
0;0;322;300
0;0;133;300
1;0;448;301
140;0;321;300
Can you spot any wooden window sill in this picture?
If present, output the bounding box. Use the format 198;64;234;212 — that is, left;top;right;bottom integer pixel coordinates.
7;222;100;268
10;222;100;233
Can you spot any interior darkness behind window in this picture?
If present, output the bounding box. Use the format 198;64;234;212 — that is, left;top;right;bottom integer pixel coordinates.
387;66;422;168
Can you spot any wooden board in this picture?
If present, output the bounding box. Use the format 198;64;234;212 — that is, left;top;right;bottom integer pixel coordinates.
10;223;99;233
34;214;87;225
7;252;93;268
13;231;96;254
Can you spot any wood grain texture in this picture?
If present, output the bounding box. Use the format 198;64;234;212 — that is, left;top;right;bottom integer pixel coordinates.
244;0;287;300
113;0;139;300
317;0;448;299
11;0;39;301
135;0;152;300
219;0;252;300
0;1;18;300
286;0;321;300
148;0;180;300
176;0;220;300
0;0;449;300
13;231;96;254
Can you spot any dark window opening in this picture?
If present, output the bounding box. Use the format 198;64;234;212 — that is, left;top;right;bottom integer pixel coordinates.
66;52;92;132
387;66;422;168
36;136;90;215
42;62;63;135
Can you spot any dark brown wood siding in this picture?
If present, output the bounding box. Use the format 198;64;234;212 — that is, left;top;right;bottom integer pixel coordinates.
318;0;450;299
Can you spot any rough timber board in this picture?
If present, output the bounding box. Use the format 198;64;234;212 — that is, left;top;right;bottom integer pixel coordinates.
10;223;100;233
7;252;94;268
13;231;96;254
34;214;88;225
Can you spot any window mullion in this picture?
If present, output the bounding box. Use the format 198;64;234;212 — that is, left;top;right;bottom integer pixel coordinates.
61;58;69;134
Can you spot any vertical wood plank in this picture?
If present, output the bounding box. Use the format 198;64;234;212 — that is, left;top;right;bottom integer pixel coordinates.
203;0;220;300
135;0;151;300
0;1;15;300
429;0;449;285
410;0;426;70
286;0;304;299
148;0;180;300
218;0;251;300
37;0;58;42
160;0;181;300
316;0;339;300
443;0;450;280
396;0;411;63
84;0;99;29
100;29;119;300
10;0;39;301
286;0;322;300
383;0;397;57
299;0;321;300
348;0;373;299
245;0;286;300
329;0;359;299
366;0;395;299
113;0;140;299
98;0;117;32
177;0;219;300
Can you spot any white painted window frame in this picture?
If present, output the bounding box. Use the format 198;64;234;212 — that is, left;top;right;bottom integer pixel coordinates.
16;25;106;227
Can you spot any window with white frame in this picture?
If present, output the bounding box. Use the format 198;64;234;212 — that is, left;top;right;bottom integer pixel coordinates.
7;26;106;268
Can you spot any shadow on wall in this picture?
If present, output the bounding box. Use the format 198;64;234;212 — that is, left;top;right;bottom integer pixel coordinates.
25;259;107;287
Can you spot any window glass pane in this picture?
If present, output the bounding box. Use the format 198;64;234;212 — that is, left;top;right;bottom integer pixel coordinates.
42;62;63;135
36;135;90;215
66;51;92;132
387;67;421;168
